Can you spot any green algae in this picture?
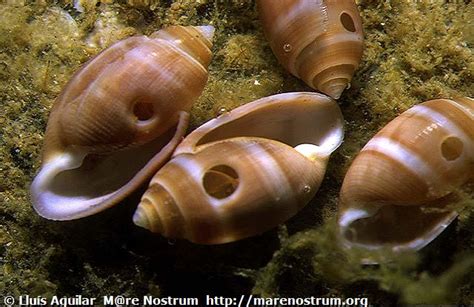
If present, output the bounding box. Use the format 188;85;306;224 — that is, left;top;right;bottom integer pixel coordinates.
0;0;473;305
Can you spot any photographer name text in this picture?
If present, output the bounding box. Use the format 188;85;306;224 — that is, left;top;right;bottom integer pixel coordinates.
4;294;369;307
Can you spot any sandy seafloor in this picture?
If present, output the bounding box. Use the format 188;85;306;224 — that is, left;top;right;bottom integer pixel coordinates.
0;0;473;305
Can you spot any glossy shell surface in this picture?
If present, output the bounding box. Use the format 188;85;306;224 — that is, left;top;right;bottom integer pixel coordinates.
257;0;364;99
133;92;344;244
338;97;474;251
31;25;214;220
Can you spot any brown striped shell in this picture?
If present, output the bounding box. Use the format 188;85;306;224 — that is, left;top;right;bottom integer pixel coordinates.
132;92;344;244
30;25;214;220
338;98;474;251
257;0;364;99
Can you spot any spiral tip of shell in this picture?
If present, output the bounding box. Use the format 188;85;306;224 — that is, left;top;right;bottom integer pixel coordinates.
319;81;348;100
195;25;215;42
133;198;163;233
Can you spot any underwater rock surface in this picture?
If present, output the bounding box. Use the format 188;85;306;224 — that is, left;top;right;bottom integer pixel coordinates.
0;0;473;304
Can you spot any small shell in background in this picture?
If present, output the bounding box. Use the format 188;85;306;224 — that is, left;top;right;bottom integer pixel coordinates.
338;97;473;251
133;92;344;244
257;0;364;99
30;25;215;220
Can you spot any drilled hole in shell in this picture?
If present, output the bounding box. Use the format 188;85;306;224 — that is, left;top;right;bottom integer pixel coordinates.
340;12;356;32
203;165;239;199
441;136;463;161
133;101;155;121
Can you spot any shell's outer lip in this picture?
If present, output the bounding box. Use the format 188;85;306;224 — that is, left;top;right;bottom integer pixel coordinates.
338;207;373;229
173;92;344;157
30;111;190;221
30;150;94;220
338;207;459;252
395;210;457;252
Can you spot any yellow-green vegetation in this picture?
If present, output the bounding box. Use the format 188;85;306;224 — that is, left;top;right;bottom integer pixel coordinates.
0;0;472;304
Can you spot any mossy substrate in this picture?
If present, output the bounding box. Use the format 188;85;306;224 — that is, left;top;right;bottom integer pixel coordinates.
0;0;473;304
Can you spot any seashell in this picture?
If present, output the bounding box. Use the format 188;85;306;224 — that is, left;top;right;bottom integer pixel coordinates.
257;0;364;99
338;97;474;251
31;25;215;220
132;92;344;244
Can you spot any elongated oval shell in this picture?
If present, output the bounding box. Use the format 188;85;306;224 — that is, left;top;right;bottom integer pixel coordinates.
257;0;363;99
133;92;344;244
338;97;474;251
31;25;214;220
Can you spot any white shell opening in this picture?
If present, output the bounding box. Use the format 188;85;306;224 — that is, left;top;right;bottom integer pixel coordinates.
31;114;189;220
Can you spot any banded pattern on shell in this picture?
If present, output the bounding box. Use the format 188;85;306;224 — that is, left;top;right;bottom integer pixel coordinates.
31;25;214;220
257;0;364;99
44;25;213;156
338;97;474;251
133;92;344;244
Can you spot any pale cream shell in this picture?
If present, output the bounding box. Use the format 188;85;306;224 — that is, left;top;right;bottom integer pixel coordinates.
133;92;344;244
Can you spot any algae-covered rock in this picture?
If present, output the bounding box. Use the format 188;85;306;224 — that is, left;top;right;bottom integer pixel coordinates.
0;0;472;305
